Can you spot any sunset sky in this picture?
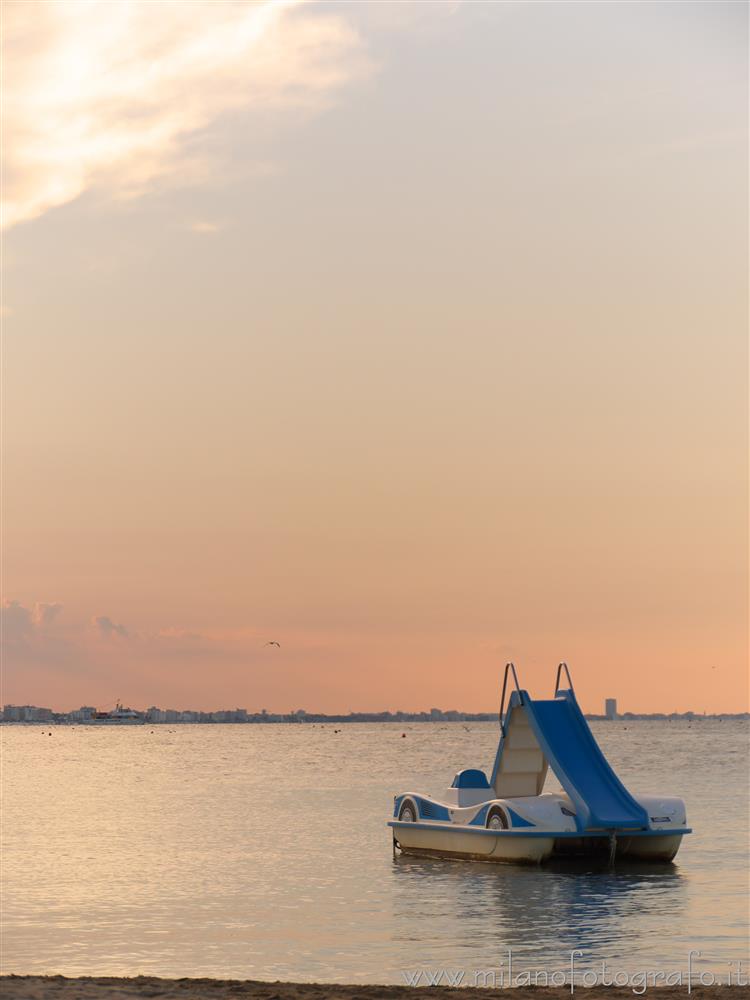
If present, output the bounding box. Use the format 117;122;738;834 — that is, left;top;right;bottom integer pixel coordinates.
2;1;747;715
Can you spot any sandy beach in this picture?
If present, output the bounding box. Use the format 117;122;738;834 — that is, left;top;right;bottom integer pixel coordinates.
2;978;748;1000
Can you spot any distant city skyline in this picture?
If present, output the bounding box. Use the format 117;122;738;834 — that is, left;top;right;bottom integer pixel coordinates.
3;697;749;725
3;2;747;715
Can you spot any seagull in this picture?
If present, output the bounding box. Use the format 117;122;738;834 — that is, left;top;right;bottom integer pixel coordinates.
264;641;281;647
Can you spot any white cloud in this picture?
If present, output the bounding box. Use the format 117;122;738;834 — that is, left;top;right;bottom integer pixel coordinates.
1;600;33;640
1;599;64;639
92;615;128;639
32;602;64;627
2;0;369;229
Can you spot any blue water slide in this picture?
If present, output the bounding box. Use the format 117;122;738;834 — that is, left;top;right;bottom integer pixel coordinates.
523;689;649;832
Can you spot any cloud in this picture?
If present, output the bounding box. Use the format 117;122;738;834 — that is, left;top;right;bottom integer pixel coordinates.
32;602;64;627
1;600;33;640
2;0;369;229
1;599;64;639
92;615;129;639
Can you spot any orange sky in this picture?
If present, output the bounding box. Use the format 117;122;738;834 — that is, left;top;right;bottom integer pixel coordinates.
2;1;747;714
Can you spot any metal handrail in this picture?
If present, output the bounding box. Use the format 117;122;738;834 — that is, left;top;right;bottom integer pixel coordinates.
555;661;575;696
499;662;521;736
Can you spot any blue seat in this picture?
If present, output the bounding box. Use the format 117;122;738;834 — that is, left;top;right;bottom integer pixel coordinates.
451;768;491;789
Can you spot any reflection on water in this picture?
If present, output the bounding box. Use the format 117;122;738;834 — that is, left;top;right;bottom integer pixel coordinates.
392;854;685;969
1;720;747;982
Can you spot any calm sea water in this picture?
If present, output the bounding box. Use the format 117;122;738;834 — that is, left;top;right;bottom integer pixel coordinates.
1;721;748;984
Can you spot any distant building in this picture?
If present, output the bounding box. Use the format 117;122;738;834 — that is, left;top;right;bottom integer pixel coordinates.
70;706;96;721
2;704;53;722
605;698;618;720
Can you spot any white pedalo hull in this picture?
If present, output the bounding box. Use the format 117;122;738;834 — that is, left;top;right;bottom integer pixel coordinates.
392;822;555;864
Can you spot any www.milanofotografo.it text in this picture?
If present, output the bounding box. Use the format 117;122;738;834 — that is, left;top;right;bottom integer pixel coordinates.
401;950;749;993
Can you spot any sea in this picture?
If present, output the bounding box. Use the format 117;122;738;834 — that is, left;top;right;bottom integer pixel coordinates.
1;720;748;986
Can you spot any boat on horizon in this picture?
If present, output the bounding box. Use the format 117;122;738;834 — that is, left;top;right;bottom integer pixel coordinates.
388;663;691;865
84;702;144;725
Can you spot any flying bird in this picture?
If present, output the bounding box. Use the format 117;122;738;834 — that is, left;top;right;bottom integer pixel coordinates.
264;641;280;647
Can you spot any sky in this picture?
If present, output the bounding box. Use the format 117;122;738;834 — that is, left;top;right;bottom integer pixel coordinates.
2;0;747;715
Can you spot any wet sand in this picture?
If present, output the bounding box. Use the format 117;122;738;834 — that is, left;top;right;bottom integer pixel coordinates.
1;978;747;999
